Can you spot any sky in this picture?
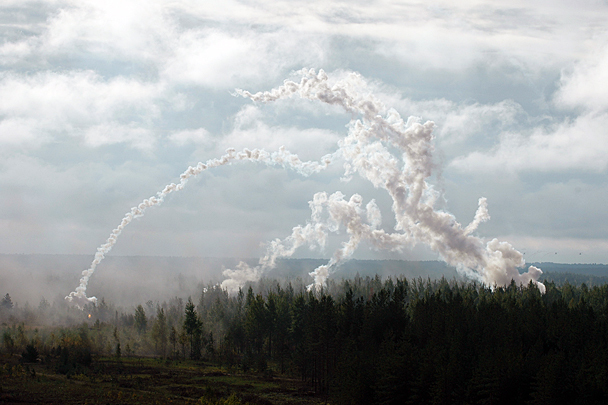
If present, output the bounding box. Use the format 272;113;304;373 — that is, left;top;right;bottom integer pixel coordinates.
2;0;608;274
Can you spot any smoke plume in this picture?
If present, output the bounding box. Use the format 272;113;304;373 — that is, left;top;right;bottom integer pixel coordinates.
68;68;544;307
223;69;544;293
66;147;334;308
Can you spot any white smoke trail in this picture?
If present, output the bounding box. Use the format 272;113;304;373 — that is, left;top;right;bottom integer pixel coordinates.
464;197;490;236
69;68;545;306
223;68;544;293
66;147;335;308
220;191;395;293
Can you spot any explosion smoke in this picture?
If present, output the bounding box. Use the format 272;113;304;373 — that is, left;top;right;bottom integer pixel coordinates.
66;147;334;308
223;69;544;293
67;68;544;308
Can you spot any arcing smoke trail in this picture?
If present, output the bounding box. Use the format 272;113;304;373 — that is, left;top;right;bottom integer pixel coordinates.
68;68;544;307
221;69;544;293
65;147;334;308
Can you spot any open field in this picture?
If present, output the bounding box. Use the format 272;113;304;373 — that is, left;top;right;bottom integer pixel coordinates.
0;355;326;405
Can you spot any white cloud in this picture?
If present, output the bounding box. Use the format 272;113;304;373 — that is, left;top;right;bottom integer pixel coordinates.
0;152;172;254
0;40;33;65
450;112;608;173
1;0;608;265
555;43;608;112
84;123;155;150
162;28;325;88
387;96;524;145
1;0;604;85
168;127;211;146
0;118;47;145
336;1;605;73
439;100;522;142
213;105;341;160
0;71;163;149
42;0;171;61
162;30;264;88
448;38;608;174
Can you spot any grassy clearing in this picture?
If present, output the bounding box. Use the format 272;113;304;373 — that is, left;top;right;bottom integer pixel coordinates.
0;354;326;404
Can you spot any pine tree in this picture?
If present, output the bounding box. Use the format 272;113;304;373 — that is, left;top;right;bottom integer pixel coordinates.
184;298;203;359
152;307;168;357
1;293;13;310
134;304;147;334
169;326;178;359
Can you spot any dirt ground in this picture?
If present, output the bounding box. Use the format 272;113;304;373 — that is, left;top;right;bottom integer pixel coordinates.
0;354;327;405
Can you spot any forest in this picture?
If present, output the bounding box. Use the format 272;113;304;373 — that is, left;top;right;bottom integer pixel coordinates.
2;274;608;404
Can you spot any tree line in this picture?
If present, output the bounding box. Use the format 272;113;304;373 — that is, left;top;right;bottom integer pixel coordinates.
3;275;608;404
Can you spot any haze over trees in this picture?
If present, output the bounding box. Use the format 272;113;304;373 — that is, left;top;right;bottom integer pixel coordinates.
2;272;608;404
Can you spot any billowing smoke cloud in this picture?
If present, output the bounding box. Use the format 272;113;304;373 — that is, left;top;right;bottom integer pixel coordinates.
67;68;544;308
222;69;544;293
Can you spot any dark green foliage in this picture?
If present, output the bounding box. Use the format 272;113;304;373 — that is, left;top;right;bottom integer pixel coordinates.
22;344;39;362
2;329;15;353
169;325;178;359
134;304;147;334
192;276;608;404
50;326;94;375
8;273;607;404
184;298;203;360
152;307;168;357
55;342;92;375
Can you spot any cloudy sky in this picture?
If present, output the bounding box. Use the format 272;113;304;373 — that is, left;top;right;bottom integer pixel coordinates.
2;0;608;269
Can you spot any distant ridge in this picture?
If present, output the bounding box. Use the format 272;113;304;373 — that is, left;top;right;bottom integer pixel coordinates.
530;262;608;277
1;254;606;306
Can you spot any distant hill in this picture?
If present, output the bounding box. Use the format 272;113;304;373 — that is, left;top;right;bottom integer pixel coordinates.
532;262;608;286
530;262;608;278
0;254;460;306
1;254;606;306
268;258;460;281
539;272;608;286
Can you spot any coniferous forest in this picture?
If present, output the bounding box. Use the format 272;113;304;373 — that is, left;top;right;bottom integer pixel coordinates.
2;275;608;404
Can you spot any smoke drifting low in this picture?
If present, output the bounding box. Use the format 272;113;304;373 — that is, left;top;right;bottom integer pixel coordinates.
66;69;544;308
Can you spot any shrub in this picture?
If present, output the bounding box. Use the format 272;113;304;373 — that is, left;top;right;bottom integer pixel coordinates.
22;344;39;362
